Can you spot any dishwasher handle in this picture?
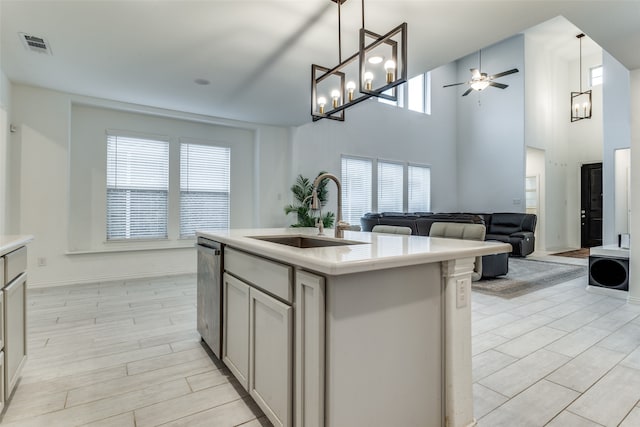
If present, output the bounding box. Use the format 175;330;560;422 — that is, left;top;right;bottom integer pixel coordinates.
196;244;221;257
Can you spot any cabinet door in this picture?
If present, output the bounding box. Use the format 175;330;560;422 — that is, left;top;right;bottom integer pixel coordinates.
249;287;292;427
4;273;26;397
222;273;249;390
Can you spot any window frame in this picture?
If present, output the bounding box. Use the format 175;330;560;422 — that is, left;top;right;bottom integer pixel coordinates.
179;141;231;238
590;65;603;87
341;155;432;222
106;132;170;241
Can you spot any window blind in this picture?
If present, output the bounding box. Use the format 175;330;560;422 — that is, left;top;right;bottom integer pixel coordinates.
180;143;230;237
341;157;372;226
106;134;169;240
408;165;431;212
378;161;404;212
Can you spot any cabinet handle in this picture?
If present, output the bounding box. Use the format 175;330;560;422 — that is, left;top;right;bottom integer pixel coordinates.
5;273;26;292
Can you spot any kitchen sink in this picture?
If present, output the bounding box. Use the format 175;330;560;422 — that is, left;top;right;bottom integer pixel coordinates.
249;235;365;248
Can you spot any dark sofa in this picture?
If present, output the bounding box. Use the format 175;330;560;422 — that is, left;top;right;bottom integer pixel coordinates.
361;211;537;257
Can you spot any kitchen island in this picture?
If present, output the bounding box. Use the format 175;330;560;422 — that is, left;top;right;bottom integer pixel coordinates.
197;227;510;427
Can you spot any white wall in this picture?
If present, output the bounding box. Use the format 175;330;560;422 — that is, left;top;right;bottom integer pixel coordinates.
525;33;604;251
9;84;290;286
566;52;603;249
602;51;631;245
0;69;10;235
291;63;459;218
456;35;525;213
629;69;640;304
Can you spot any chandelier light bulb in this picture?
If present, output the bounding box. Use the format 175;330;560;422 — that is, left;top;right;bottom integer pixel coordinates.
384;60;396;83
346;81;356;101
331;89;341;108
318;96;327;114
573;103;580;116
583;101;590;116
364;71;374;90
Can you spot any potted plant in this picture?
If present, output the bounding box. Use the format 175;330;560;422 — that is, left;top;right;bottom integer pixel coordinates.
284;172;335;228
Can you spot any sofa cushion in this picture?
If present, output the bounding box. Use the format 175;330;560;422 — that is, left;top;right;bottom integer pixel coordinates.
488;213;526;235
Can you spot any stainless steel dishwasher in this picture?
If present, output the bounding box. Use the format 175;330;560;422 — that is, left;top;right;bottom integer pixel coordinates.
196;237;223;358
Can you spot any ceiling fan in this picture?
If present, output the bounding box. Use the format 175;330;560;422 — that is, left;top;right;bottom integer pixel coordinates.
443;50;519;96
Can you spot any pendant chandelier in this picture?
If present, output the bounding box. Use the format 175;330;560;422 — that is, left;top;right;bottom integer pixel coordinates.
311;0;407;122
571;33;592;122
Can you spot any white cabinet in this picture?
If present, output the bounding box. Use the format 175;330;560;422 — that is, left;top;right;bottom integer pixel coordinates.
4;272;26;397
223;248;294;427
222;272;249;390
249;287;292;427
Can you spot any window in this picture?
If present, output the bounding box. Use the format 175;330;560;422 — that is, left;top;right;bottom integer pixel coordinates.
590;65;603;87
378;161;404;212
106;134;169;240
380;71;431;114
341;157;372;226
408;165;431;212
378;87;403;107
180;143;231;237
341;156;431;222
408;74;425;113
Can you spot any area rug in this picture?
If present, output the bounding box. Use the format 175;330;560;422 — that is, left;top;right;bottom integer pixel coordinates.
473;258;587;298
550;248;590;259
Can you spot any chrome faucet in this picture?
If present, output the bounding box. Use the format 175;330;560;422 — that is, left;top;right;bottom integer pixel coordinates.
311;173;350;238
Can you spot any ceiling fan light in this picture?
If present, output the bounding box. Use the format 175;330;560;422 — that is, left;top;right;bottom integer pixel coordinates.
470;80;490;91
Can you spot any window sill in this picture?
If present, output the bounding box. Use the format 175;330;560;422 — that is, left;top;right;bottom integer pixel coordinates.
66;240;196;255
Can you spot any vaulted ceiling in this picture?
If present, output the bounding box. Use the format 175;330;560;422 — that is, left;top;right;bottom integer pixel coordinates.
1;1;639;127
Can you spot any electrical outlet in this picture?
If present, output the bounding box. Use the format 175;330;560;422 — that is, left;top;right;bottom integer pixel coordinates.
512;198;522;205
37;257;47;267
456;278;470;308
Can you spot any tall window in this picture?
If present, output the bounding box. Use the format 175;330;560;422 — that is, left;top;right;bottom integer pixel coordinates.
408;165;431;212
341;157;372;225
590;65;603;87
342;155;431;223
408;74;425;113
378;161;404;212
106;134;169;240
180;143;231;237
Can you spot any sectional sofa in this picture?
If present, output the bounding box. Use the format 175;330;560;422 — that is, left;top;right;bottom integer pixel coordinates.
360;211;537;257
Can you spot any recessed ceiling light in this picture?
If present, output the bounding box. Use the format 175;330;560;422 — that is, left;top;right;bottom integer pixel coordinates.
368;56;383;64
194;78;210;85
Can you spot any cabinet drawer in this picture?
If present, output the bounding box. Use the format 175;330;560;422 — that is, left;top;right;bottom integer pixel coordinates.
5;247;27;286
225;248;293;303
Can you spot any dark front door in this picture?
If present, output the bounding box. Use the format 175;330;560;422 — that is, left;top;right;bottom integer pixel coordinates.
581;162;603;248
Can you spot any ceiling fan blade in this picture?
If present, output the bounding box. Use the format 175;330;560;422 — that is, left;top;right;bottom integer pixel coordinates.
470;68;481;79
489;68;519;79
462;88;473;96
443;82;467;88
489;82;508;89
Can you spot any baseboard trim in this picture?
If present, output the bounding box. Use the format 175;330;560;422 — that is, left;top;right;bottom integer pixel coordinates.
27;269;196;288
627;295;640;305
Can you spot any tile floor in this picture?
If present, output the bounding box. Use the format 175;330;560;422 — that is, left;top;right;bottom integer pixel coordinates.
1;275;268;426
2;254;638;426
473;254;640;426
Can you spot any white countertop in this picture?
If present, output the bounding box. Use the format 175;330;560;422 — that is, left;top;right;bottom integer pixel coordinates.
0;235;34;257
197;228;511;275
590;245;630;259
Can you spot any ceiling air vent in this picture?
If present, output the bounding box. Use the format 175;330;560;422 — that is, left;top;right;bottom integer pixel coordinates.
19;32;52;55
